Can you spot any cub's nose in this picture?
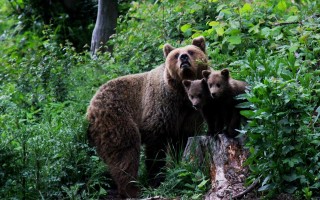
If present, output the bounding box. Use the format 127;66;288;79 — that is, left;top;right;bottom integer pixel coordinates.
180;54;189;62
211;93;216;98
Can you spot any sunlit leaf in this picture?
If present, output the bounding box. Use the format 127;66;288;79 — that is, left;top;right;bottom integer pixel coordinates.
216;26;224;36
181;24;191;33
286;15;298;22
209;21;219;26
277;0;287;11
240;3;253;14
227;35;241;45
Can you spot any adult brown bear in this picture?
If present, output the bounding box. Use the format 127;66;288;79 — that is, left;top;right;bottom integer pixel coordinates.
87;37;208;198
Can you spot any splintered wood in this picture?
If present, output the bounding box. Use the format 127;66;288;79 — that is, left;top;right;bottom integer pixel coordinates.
183;134;255;200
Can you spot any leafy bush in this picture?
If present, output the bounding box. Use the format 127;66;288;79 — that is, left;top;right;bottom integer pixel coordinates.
6;0;97;50
239;48;320;198
142;158;210;200
1;0;320;199
0;13;116;198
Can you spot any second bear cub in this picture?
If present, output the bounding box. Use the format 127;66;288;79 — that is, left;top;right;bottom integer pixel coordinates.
183;79;223;136
202;68;247;137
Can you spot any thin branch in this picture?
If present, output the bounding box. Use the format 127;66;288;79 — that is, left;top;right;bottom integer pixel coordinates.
232;178;260;199
273;21;301;26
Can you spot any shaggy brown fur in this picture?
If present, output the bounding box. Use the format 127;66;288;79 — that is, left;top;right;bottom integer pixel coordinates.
202;68;247;137
183;78;221;136
87;37;208;198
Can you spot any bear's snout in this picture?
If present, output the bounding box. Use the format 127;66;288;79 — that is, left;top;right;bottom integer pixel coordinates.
179;54;191;69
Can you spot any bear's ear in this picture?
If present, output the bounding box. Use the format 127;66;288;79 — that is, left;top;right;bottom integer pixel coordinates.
182;80;191;90
163;44;176;58
221;68;230;79
192;36;206;52
202;70;211;79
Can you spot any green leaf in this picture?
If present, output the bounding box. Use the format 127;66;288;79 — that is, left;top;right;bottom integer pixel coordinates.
286;15;298;23
285;186;297;194
197;179;208;189
313;106;320;123
216;4;226;12
277;0;287;11
191;194;202;199
181;24;191;33
289;43;299;52
249;24;260;34
283;173;298;182
227;35;241;45
240;110;254;118
216;27;224;36
240;3;253;14
209;21;219;27
258;184;271;191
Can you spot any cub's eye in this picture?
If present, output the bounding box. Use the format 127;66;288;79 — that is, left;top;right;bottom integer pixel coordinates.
190;95;194;99
174;53;179;59
198;94;202;98
188;50;194;56
209;83;213;88
216;84;221;88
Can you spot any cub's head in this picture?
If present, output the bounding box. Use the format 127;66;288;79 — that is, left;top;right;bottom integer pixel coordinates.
202;68;231;99
182;79;210;110
163;36;208;87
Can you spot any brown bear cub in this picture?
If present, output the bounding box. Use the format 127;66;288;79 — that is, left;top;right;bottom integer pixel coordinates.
202;68;247;137
87;37;208;198
182;79;222;136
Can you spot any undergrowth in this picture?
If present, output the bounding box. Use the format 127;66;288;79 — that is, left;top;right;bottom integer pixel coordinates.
1;0;319;199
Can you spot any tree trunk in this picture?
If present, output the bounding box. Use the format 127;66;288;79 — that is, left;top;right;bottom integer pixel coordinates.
183;134;257;200
90;0;118;55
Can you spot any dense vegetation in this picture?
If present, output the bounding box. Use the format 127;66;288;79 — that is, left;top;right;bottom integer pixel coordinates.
0;0;319;199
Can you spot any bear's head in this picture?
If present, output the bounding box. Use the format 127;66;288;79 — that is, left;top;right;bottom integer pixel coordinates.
202;68;231;99
163;36;208;87
182;79;210;110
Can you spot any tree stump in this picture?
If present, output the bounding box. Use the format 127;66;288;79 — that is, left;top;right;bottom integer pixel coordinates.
183;134;256;200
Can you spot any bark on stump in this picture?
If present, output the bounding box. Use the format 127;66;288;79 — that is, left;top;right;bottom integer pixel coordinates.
183;134;254;200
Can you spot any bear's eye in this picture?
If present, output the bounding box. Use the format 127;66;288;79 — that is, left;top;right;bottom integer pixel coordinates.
209;83;213;88
198;94;202;98
188;50;194;56
190;95;194;99
216;84;221;88
174;53;179;59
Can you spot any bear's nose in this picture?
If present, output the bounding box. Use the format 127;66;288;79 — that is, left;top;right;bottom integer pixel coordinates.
211;93;216;98
180;54;189;62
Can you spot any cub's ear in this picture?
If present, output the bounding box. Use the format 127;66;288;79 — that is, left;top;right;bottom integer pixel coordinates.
163;44;176;58
182;80;191;90
192;36;206;53
202;70;211;79
221;68;230;79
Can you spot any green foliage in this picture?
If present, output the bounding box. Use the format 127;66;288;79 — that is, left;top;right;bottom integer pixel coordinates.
142;160;210;200
239;48;320;198
110;0;218;71
0;16;119;198
5;0;97;50
1;0;320;199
